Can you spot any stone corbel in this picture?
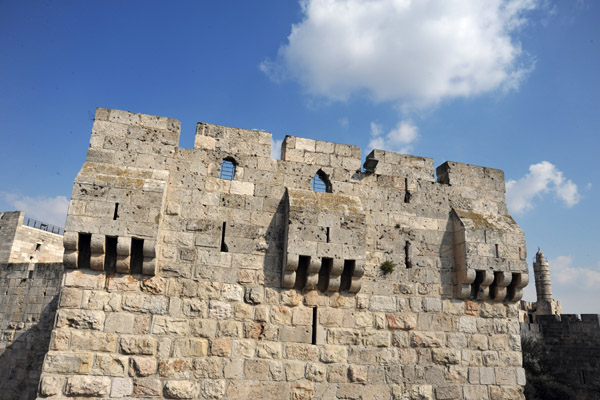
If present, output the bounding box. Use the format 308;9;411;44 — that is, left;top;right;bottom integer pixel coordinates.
304;258;321;290
142;240;157;275
327;259;344;292
89;234;105;271
347;260;365;293
63;232;78;269
116;237;131;273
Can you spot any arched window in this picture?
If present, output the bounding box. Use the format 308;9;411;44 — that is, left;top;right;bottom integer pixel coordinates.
220;158;236;180
312;170;332;193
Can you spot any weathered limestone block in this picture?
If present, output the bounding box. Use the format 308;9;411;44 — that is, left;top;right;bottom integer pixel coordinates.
65;375;111;396
111;377;133;397
164;380;200;399
39;375;64;396
119;336;157;355
55;309;105;330
133;377;162;397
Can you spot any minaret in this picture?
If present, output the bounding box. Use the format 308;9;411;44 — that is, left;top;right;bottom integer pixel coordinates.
532;248;561;315
533;249;552;302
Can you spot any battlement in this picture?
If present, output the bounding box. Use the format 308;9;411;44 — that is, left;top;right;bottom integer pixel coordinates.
35;108;531;399
537;313;600;329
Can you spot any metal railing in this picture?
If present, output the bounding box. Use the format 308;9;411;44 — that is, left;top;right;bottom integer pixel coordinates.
23;216;64;235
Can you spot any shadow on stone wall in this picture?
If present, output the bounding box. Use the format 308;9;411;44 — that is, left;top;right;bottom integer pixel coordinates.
0;263;63;400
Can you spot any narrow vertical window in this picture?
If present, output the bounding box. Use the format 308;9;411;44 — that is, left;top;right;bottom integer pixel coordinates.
113;203;119;220
220;158;236;180
220;222;228;252
495;244;499;258
312;170;332;193
404;178;411;203
131;238;144;274
104;236;117;273
78;233;91;269
405;241;412;268
325;227;330;243
484;230;487;243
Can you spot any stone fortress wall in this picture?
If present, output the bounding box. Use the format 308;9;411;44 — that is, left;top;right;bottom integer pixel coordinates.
0;262;63;400
34;108;532;399
0;211;64;264
534;314;600;399
0;212;64;399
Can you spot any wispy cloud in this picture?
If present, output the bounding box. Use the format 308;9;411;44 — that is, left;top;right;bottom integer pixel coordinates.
1;192;68;227
545;255;600;313
506;161;580;214
368;120;418;154
262;0;539;107
551;255;600;288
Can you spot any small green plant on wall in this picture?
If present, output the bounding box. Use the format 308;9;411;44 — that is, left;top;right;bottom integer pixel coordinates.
380;260;396;275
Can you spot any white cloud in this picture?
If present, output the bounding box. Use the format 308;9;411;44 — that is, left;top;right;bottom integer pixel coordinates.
1;192;68;227
338;117;349;128
505;161;580;214
262;0;538;106
271;138;283;159
368;120;418;153
551;255;600;288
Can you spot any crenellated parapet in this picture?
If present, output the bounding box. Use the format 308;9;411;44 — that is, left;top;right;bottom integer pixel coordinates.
43;108;532;399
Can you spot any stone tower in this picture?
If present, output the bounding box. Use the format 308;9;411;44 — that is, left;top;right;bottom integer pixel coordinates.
532;249;561;315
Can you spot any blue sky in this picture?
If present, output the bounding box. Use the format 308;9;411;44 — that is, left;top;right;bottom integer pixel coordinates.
1;0;598;313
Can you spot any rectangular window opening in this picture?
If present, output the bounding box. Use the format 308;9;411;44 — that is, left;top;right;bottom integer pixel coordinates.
104;236;118;273
35;243;41;251
317;258;333;292
113;203;119;220
326;227;330;243
77;233;91;269
495;244;499;258
484;230;487;243
404;178;411;203
294;256;311;290
220;222;228;252
312;307;318;345
340;259;355;292
405;241;412;268
131;238;144;274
